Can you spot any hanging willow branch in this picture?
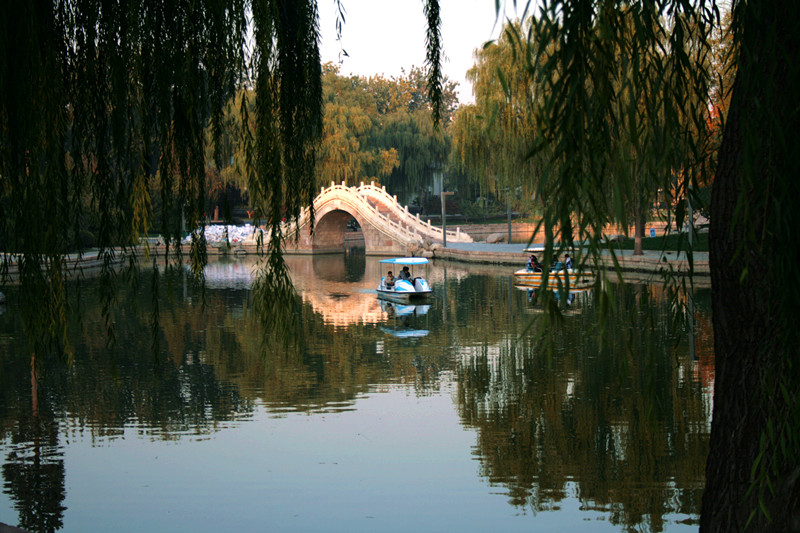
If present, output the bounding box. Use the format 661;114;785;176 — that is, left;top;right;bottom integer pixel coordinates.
0;0;446;357
0;0;321;354
522;1;713;283
424;0;444;126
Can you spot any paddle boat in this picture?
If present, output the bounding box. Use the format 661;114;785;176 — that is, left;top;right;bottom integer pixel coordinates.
513;247;594;289
377;257;432;302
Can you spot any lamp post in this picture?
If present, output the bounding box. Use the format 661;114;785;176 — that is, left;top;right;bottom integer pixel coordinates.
441;191;454;247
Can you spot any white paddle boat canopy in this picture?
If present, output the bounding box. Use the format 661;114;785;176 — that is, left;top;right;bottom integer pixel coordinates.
378;257;430;266
377;257;432;302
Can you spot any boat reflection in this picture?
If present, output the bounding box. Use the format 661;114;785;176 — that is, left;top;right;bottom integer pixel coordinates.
514;283;592;310
379;300;430;317
379;300;430;338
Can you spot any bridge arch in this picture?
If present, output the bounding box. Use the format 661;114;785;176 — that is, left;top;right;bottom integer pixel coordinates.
312;209;365;253
284;181;473;255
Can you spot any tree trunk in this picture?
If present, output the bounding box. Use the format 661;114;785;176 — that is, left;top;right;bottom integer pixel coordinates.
31;353;39;419
701;2;800;531
632;205;645;256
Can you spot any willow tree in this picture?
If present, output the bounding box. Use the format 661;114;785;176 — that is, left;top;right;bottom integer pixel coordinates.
378;106;452;205
0;0;317;355
316;64;456;204
316;64;401;188
517;0;800;530
451;20;542;216
603;10;711;256
202;90;254;222
0;0;445;366
368;67;457;206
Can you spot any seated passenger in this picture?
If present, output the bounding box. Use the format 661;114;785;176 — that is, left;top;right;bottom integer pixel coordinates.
527;254;542;272
385;271;395;287
398;266;412;280
564;253;573;270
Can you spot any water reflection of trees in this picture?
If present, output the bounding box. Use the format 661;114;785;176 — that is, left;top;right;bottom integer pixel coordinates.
0;356;65;533
0;261;713;532
1;323;72;532
451;280;711;531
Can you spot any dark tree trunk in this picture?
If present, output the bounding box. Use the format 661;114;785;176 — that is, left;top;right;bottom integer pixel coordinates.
31;353;39;418
632;205;645;256
701;2;800;531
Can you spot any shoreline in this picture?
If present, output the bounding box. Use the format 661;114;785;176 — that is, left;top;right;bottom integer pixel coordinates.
433;244;710;288
434;243;709;273
1;241;709;285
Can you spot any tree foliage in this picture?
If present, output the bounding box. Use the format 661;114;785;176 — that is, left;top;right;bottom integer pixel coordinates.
316;64;457;204
505;1;710;281
451;20;543;214
495;0;799;530
0;0;324;357
457;10;710;256
316;63;399;187
0;1;447;357
203;90;253;220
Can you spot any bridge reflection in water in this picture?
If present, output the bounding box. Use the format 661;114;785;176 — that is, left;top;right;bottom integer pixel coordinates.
201;252;507;329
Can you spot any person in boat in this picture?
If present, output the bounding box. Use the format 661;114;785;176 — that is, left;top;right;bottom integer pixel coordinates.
527;254;542;272
385;271;395;287
398;266;412;280
564;253;573;270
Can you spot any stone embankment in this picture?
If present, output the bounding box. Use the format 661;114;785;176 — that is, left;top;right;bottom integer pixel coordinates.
1;223;709;284
434;244;709;275
402;221;709;279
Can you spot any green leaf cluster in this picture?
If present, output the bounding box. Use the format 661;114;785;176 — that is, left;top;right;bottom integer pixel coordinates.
317;63;458;204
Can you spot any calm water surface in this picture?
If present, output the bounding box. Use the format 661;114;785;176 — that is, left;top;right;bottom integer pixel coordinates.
0;252;714;532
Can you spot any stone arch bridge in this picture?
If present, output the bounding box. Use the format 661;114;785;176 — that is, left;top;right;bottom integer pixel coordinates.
283;181;473;255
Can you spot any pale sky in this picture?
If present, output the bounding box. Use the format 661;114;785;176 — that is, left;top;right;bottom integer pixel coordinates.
317;0;521;104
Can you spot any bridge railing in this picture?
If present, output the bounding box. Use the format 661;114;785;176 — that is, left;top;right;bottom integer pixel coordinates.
316;181;471;243
283;181;472;245
356;182;468;241
325;185;420;243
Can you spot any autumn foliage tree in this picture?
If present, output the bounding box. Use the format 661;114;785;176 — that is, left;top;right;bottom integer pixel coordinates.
316;64;457;205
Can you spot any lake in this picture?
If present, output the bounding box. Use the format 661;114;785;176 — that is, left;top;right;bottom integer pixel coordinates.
0;251;713;532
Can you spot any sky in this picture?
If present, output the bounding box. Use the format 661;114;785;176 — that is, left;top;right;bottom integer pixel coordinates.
317;0;523;104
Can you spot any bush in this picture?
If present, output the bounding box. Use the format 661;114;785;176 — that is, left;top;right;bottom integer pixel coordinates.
612;231;709;252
